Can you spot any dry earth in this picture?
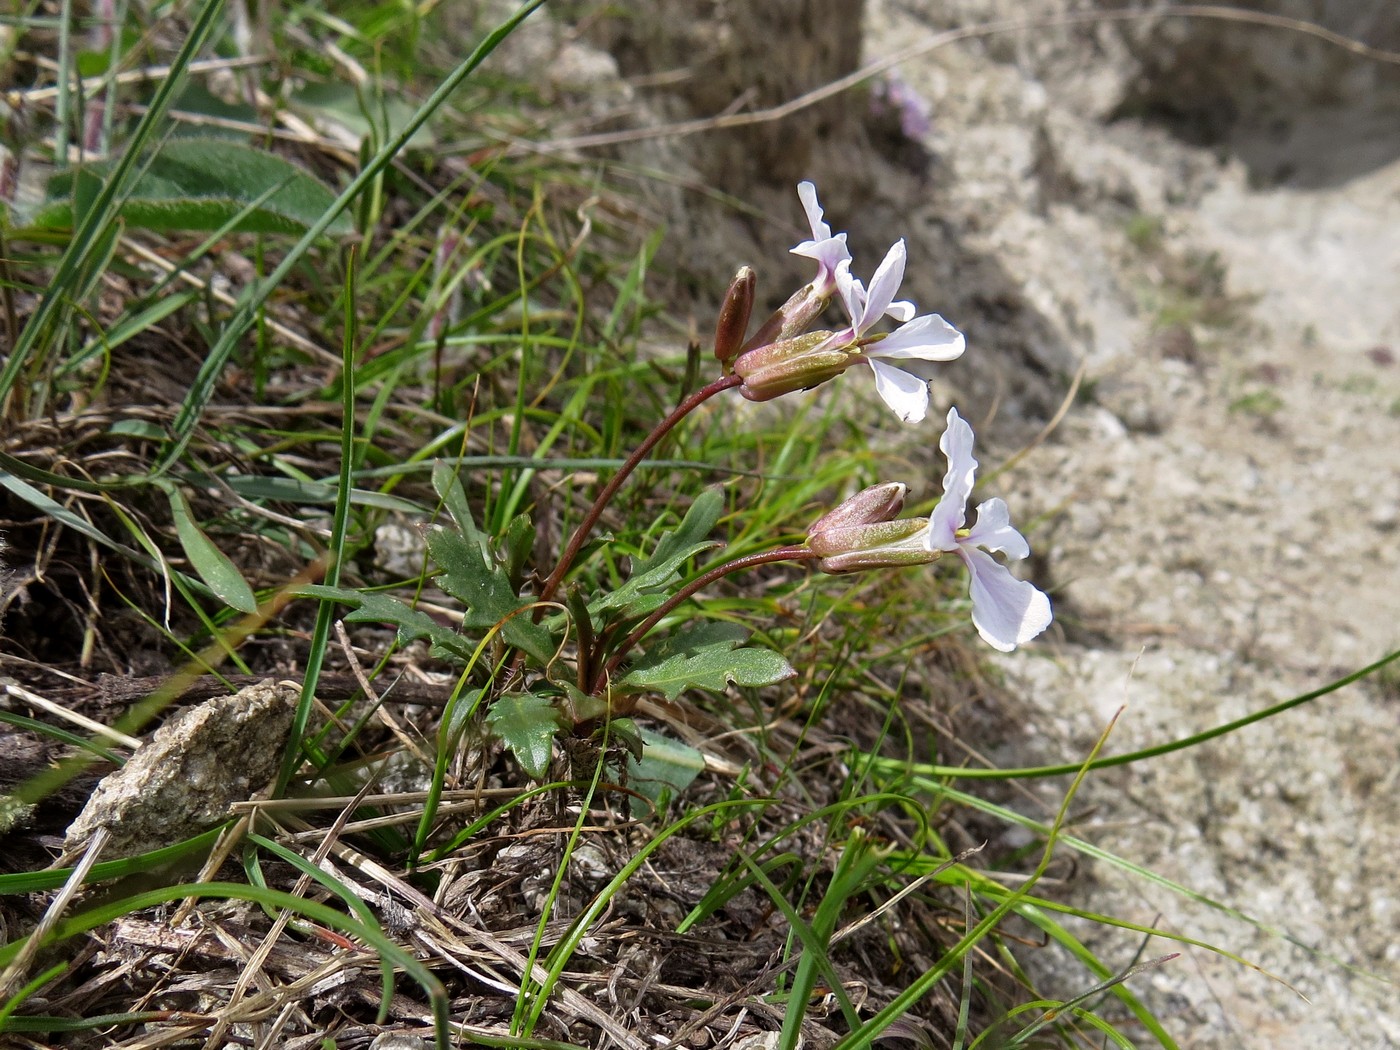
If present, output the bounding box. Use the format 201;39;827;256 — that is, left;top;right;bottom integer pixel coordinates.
858;3;1400;1047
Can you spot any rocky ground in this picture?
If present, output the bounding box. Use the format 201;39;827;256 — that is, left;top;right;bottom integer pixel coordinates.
858;2;1400;1046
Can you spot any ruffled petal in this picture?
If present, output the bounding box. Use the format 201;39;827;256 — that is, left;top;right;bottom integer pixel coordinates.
861;240;907;331
958;546;1053;652
871;314;965;361
965;498;1030;560
791;183;851;295
796;181;830;241
927;407;977;545
867;358;931;424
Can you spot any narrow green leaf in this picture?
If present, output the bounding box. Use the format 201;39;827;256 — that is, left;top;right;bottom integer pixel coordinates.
164;485;258;614
486;693;562;779
220;474;426;513
0;829;225;895
0;469;130;554
617;622;794;701
40;139;353;235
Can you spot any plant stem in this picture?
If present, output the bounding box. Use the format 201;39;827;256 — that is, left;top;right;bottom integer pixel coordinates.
591;545;817;693
537;372;743;607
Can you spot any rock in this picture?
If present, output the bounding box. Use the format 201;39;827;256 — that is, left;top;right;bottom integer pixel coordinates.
64;680;297;859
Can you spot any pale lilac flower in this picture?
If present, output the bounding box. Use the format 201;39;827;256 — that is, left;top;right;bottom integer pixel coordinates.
805;409;1052;652
926;408;1052;651
743;182;853;351
790;181;850;298
826;242;965;423
872;73;933;141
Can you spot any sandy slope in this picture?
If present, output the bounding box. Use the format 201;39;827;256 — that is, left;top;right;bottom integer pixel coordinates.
861;2;1400;1044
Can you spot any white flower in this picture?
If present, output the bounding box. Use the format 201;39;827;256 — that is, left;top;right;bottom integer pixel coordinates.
925;407;1052;651
829;241;965;424
804;410;1052;651
790;181;851;298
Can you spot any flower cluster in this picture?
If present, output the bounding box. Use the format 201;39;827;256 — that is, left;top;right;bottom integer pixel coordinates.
719;183;1051;651
726;182;964;425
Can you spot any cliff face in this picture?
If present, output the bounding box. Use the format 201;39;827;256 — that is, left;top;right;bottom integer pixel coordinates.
578;0;868;187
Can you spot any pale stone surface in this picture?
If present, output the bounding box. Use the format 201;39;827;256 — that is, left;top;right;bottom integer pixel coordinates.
64;680;296;858
861;2;1400;1046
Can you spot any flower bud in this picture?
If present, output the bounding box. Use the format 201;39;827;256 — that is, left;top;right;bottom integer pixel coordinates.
742;280;833;353
807;483;907;539
714;266;756;370
733;330;854;403
811;518;941;573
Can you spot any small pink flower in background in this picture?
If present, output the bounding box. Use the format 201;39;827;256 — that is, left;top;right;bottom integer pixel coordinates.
871;73;933;141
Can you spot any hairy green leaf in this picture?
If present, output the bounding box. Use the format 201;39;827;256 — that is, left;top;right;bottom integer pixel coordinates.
297;585;472;662
486;693;562;779
290;83;436;151
618;622;794;701
41;139;352;235
625;726;706;805
589;488;725;618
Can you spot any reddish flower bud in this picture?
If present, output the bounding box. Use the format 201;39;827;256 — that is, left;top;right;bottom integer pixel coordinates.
742;281;831;354
807;483;907;539
714;266;756;370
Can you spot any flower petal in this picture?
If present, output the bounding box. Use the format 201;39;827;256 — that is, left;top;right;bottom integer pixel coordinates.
791;183;851;295
871;314;966;361
834;259;867;331
886;299;917;323
867;358;931;423
861;240;907;330
965;498;1030;560
927;407;977;545
957;546;1053;652
796;181;830;241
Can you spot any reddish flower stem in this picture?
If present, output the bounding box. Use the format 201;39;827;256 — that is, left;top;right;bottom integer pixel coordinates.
537;373;743;608
590;545;818;694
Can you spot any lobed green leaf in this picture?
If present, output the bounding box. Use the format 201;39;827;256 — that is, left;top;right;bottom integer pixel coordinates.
428;526;555;663
617;621;794;701
486;693;563;779
296;585;472;661
588;488;725;619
